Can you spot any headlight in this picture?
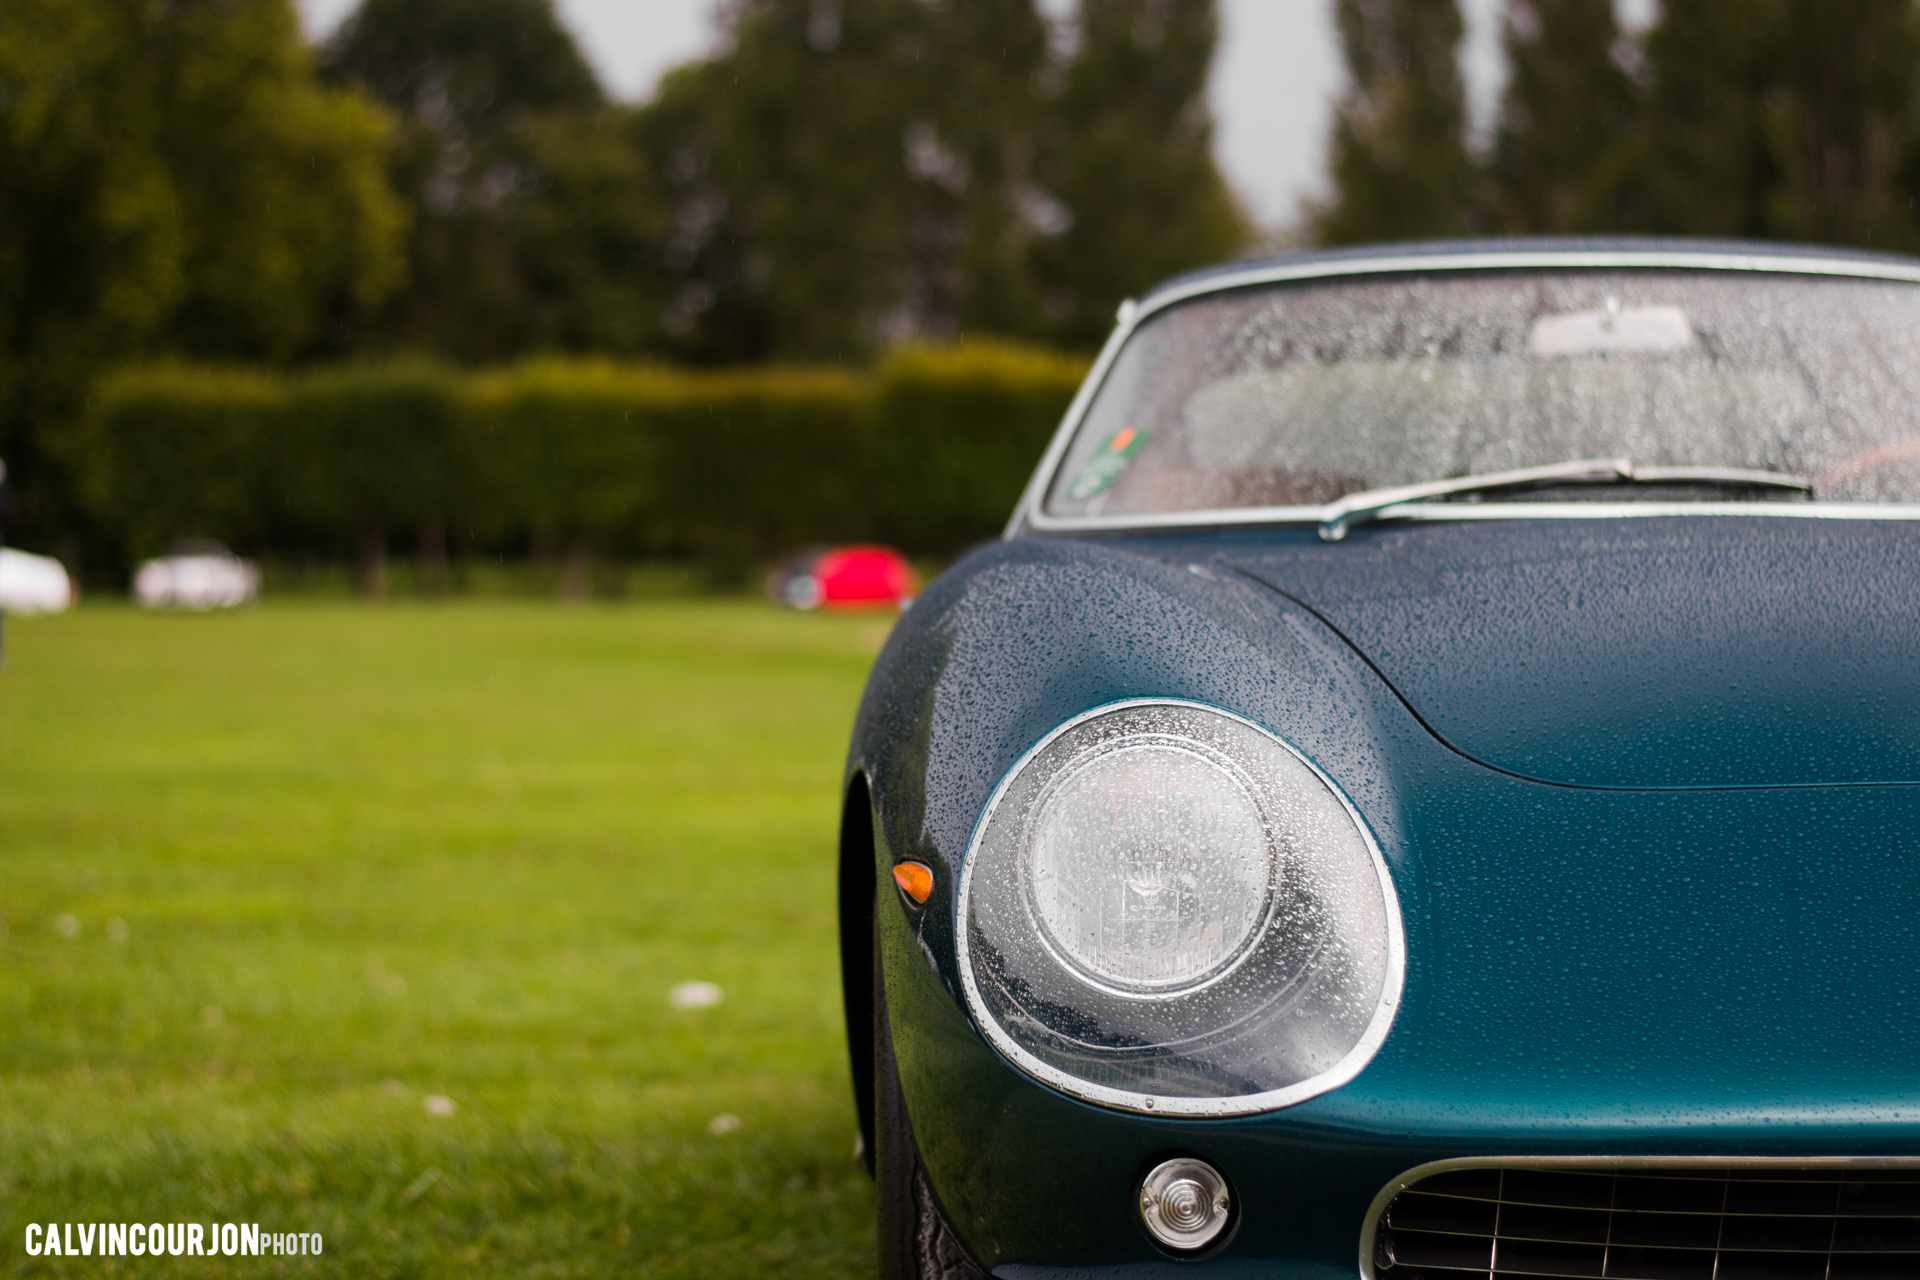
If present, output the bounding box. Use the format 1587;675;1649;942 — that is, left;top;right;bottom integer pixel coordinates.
956;700;1404;1116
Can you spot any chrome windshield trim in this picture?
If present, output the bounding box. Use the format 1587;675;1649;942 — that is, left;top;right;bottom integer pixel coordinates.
1358;1155;1920;1280
1031;501;1920;536
1001;298;1142;540
1138;249;1920;329
1012;248;1920;538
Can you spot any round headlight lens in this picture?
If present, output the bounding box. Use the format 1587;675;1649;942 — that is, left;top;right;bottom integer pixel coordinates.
957;700;1404;1117
1026;741;1274;993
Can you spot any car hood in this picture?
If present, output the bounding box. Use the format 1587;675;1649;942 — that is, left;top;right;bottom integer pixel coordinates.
862;534;1920;1272
1232;515;1920;788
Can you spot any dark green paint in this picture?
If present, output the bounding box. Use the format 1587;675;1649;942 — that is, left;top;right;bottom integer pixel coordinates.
849;518;1920;1276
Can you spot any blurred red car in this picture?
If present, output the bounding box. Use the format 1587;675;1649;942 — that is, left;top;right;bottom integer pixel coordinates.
770;545;916;611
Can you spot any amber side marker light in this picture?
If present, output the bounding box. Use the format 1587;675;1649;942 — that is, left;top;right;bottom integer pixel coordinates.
892;862;935;905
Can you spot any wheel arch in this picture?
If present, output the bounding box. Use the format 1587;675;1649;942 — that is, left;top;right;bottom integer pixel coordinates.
839;768;877;1177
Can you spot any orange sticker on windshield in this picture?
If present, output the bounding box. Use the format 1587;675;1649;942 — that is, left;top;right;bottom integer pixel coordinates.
1065;428;1151;502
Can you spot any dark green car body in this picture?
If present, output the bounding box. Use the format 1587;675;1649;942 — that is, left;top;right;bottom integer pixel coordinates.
841;241;1920;1277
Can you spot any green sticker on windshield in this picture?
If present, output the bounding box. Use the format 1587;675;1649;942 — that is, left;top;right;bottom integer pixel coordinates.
1065;427;1150;501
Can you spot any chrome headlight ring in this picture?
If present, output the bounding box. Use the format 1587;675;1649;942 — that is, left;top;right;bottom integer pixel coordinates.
954;699;1406;1117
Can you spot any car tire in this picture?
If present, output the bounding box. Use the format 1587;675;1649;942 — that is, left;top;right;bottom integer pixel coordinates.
875;901;986;1280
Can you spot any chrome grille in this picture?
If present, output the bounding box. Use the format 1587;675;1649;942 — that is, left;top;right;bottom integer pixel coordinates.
1376;1167;1920;1280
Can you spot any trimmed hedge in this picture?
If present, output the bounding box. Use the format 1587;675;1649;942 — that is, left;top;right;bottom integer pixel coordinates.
75;343;1088;570
866;344;1096;549
76;365;285;558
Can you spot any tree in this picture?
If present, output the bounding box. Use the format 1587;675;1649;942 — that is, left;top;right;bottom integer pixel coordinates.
634;0;934;364
1760;0;1920;250
325;0;666;360
1488;0;1638;233
1635;0;1920;251
637;0;1244;362
905;0;1056;342
1035;0;1249;348
0;0;405;548
1634;0;1783;239
324;0;602;135
504;113;672;355
1315;0;1477;245
636;0;1063;362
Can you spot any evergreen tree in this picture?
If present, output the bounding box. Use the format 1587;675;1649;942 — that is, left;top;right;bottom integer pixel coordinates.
638;0;1242;361
1489;0;1638;233
325;0;664;359
1637;0;1920;251
636;0;1066;363
1635;0;1780;238
502;113;672;355
1762;0;1920;250
1315;0;1476;245
913;0;1054;341
634;0;935;363
1035;0;1249;348
325;0;602;133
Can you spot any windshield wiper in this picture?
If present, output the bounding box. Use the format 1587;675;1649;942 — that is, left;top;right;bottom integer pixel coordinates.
1318;458;1812;541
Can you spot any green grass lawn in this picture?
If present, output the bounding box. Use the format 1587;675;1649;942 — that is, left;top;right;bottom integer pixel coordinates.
0;601;888;1276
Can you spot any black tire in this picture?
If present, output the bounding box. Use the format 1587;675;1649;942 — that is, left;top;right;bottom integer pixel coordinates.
874;898;986;1280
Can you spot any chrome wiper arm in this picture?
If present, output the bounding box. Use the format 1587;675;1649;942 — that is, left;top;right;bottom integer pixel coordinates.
1319;458;1632;541
1317;458;1811;541
1627;464;1814;492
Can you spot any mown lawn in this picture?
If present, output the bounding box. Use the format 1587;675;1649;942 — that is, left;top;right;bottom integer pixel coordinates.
0;600;887;1276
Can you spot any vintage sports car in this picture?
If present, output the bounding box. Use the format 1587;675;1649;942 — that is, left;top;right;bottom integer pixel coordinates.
840;239;1920;1278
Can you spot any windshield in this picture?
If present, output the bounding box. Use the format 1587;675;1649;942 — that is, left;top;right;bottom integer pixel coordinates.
1043;269;1920;519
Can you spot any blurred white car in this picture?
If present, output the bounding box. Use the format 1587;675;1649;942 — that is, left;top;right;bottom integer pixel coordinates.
0;548;76;614
134;542;260;610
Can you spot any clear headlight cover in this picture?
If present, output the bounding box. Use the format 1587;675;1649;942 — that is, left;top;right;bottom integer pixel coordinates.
956;700;1404;1116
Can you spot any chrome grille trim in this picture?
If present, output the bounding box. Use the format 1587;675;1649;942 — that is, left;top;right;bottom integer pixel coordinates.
1361;1159;1920;1280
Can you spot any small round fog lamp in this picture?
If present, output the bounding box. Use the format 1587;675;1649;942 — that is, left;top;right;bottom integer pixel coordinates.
1137;1157;1232;1251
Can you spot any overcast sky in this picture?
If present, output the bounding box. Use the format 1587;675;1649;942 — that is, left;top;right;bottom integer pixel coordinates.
295;0;1650;229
